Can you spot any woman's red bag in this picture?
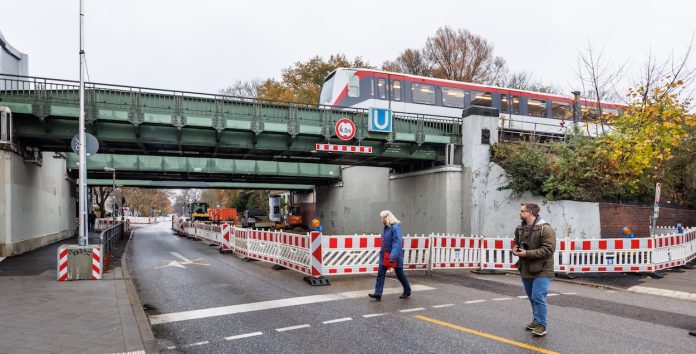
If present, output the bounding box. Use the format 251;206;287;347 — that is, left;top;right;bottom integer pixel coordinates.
383;252;397;269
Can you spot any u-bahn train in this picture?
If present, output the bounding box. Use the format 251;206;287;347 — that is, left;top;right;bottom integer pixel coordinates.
319;68;627;136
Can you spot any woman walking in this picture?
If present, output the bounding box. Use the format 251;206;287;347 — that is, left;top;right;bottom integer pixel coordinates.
368;210;411;301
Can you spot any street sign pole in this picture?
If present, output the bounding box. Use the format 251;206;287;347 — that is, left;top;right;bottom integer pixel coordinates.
651;182;661;236
77;0;88;246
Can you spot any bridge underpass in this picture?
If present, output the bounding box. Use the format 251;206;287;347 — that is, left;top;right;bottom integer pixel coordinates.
0;74;461;171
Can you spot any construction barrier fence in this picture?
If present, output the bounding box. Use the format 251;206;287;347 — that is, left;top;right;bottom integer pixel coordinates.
170;218;696;280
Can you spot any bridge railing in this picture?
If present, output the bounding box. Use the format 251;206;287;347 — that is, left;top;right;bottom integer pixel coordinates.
0;74;462;143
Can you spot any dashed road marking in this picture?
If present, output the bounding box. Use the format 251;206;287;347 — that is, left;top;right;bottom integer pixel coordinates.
561;292;577;295
150;284;436;325
465;300;486;304
181;341;209;348
225;332;263;341
276;324;311;332
547;293;559;297
516;295;528;299
432;304;454;308
399;307;425;313
323;317;352;324
363;313;388;318
605;290;617;293
166;346;176;350
492;297;512;301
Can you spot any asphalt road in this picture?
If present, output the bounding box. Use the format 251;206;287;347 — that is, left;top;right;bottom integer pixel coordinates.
128;223;696;353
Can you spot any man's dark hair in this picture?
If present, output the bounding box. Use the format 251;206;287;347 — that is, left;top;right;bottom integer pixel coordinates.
521;203;540;217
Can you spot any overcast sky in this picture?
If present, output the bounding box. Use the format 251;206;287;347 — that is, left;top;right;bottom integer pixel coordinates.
2;0;695;96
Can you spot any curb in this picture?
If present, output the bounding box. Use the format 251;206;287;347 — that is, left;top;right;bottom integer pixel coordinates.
121;229;160;353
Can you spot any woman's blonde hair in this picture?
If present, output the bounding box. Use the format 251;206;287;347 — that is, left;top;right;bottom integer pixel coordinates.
380;210;400;226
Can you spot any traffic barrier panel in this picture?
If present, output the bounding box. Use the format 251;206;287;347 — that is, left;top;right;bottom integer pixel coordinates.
220;223;233;252
559;237;654;273
480;237;517;270
322;233;381;275
57;245;103;281
430;234;482;269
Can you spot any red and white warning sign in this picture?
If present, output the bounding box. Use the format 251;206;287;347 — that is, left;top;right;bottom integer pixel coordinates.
315;144;372;154
335;118;356;141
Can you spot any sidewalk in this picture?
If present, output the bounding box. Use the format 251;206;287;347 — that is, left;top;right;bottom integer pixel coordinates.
554;262;696;302
0;231;156;354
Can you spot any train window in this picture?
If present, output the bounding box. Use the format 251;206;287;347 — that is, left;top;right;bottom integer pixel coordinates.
471;91;492;107
528;98;547;117
412;83;436;105
552;101;571;119
377;78;387;99
511;96;520;114
501;95;509;113
391;80;401;101
348;75;360;97
442;87;465;108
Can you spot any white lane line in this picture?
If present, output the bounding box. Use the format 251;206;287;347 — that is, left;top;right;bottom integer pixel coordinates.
432;304;454;308
166;346;176;350
548;293;560;297
225;331;263;341
465;300;486;304
399;307;425;313
276;324;311;332
363;313;388;318
170;252;192;262
181;341;209;348
150;284;436;325
605;290;617;293
492;297;512;301
516;295;528;299
323;317;352;324
561;292;577;295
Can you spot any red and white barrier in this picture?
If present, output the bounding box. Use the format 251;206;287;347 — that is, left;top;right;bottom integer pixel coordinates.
58;248;68;281
172;223;696;281
57;245;103;281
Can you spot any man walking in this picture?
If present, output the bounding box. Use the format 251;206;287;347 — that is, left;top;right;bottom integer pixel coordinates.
512;203;556;337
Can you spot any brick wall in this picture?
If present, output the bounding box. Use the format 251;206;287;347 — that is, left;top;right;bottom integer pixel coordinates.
599;203;696;238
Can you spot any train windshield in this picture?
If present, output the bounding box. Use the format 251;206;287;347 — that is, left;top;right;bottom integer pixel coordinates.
319;71;336;105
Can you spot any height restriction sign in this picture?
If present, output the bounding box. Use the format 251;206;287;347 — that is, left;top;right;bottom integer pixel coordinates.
335;118;356;141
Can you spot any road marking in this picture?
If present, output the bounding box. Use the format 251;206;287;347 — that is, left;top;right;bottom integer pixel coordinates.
181;341;209;348
547;293;559;297
561;292;577;295
166;346;176;350
492;297;512;301
276;324;311;332
605;290;617;293
399;307;425;313
323;317;352;324
432;304;454;308
363;313;388;318
516;295;528;299
465;300;486;304
154;252;209;269
149;284;435;325
225;332;263;341
415;315;559;354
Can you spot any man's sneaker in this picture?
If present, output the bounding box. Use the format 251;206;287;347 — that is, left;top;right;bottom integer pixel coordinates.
525;321;539;331
532;324;547;337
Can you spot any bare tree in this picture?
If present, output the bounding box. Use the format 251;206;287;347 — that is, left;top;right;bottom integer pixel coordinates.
497;71;560;94
382;48;432;76
89;186;113;218
424;26;506;84
631;37;696;106
219;80;262;98
575;40;627;132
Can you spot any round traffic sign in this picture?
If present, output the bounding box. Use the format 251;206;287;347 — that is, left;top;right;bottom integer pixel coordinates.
335;118;356;141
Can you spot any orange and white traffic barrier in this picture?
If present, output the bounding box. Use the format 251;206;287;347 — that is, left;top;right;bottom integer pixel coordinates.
322;233;380;275
220;223;233;252
653;233;688;270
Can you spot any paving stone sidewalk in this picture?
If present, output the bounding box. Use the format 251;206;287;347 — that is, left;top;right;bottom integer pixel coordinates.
0;234;150;354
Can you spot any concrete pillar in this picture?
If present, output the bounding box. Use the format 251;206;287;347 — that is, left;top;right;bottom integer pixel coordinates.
460;106;499;235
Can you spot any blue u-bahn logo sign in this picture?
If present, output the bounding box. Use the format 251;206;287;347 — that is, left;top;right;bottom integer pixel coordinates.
368;108;392;133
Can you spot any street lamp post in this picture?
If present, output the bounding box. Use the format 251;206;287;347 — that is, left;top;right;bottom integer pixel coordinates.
104;167;116;223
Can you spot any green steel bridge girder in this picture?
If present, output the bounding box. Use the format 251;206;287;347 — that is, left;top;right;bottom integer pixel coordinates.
87;179;315;190
68;153;341;185
0;75;462;167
